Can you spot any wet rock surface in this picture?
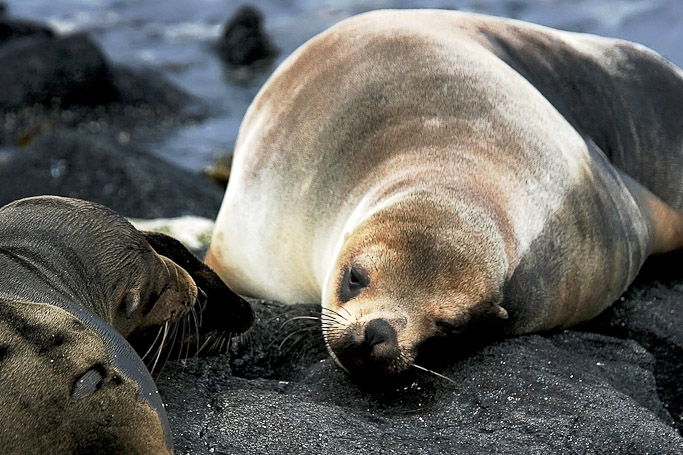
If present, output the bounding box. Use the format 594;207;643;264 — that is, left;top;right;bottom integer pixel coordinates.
0;13;217;218
0;17;53;45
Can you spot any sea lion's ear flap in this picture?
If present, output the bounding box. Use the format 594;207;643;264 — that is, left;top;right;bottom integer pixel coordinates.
476;292;508;320
494;305;508;320
124;289;141;319
488;290;507;320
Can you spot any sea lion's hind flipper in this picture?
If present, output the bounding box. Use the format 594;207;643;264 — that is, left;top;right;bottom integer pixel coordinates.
620;171;683;255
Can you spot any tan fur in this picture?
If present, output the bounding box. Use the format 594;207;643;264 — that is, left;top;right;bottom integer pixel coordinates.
208;10;683;374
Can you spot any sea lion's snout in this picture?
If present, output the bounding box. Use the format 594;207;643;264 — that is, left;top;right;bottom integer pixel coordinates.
332;318;406;375
364;318;397;352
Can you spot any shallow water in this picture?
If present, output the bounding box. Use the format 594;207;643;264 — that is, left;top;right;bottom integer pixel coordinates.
7;0;682;172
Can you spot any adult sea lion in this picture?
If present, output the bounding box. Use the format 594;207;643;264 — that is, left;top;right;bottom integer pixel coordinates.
206;10;683;376
0;196;252;453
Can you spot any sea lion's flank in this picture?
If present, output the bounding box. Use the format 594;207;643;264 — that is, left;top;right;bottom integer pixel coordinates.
0;196;252;453
206;10;683;375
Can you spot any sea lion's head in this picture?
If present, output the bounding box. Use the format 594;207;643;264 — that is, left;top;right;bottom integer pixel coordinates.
322;196;510;376
0;196;252;341
108;223;255;342
111;245;199;338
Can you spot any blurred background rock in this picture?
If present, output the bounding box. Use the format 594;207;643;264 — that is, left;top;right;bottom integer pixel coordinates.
1;0;681;216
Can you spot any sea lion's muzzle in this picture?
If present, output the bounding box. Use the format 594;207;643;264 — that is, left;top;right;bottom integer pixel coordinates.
332;318;404;375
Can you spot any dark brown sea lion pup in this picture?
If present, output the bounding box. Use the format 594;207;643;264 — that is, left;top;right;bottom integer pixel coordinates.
137;231;254;350
206;9;683;376
0;196;253;454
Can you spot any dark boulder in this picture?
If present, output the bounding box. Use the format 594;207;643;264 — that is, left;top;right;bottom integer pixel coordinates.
0;17;54;45
216;5;277;66
0;130;223;218
0;30;198;114
110;65;197;113
0;33;117;109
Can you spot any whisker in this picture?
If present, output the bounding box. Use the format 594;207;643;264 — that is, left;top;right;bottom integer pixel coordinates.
280;316;322;328
177;318;187;362
412;363;458;386
339;305;354;320
207;334;221;354
150;322;169;374
191;307;200;356
141;325;164;361
310;311;341;322
321;306;350;323
277;327;314;351
160;321;180;374
212;334;227;354
196;333;214;356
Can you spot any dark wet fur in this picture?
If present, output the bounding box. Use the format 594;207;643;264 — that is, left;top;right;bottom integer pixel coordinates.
128;231;254;371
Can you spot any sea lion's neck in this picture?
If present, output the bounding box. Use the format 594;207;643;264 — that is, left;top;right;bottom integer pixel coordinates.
362;171;519;266
320;177;516;306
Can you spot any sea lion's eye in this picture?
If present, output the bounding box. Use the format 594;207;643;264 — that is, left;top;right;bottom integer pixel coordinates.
349;266;368;289
339;265;370;303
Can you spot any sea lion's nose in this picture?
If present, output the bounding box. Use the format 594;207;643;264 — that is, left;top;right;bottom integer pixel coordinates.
364;318;396;349
332;318;402;374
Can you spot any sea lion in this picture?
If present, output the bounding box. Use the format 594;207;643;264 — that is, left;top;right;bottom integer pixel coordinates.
206;10;683;376
0;196;252;453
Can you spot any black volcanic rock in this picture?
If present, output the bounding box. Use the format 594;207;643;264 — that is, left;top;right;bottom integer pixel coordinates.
216;5;277;66
0;31;197;113
0;18;203;150
0;33;117;109
0;131;222;218
0;17;54;45
582;271;683;433
156;286;683;455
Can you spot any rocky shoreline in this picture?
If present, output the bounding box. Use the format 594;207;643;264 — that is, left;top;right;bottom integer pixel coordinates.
0;6;681;455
